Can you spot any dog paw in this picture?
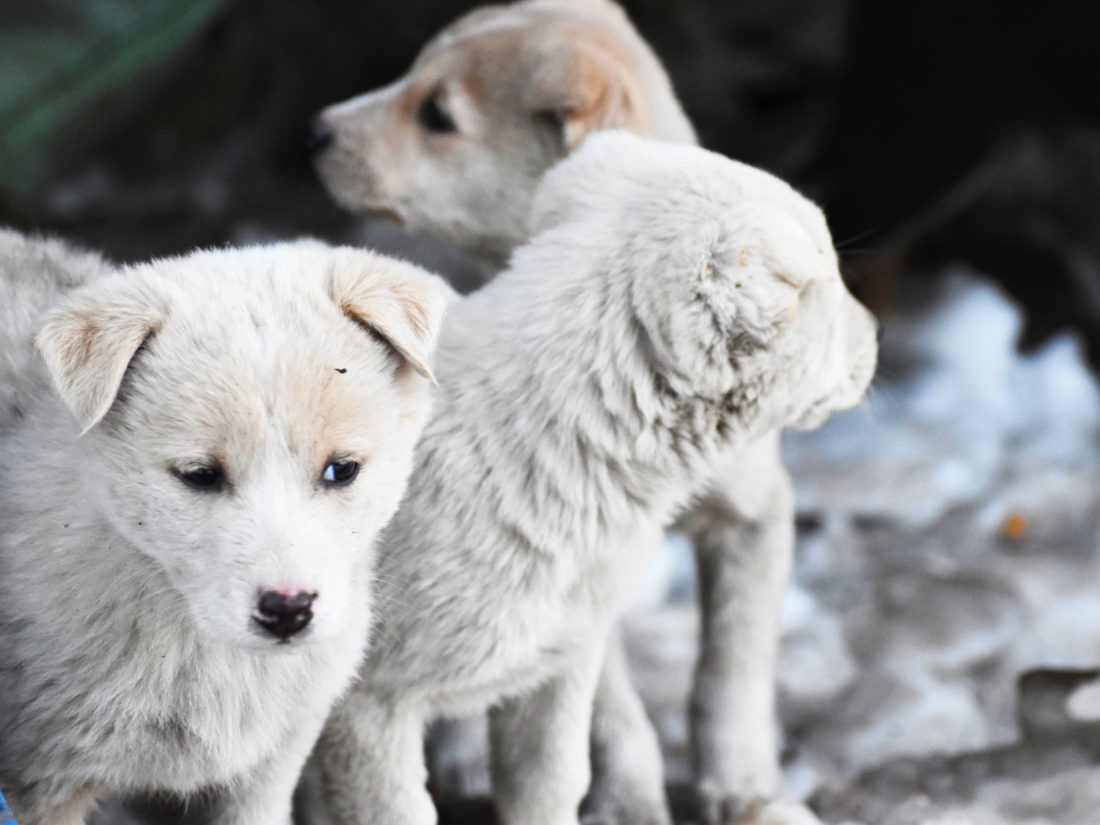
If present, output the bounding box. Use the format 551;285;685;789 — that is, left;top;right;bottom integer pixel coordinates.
694;793;822;825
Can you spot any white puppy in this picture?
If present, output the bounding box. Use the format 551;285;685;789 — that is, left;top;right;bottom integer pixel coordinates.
0;233;449;825
303;132;878;825
311;1;824;820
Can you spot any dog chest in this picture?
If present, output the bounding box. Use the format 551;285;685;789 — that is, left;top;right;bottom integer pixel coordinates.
366;521;663;715
0;571;360;795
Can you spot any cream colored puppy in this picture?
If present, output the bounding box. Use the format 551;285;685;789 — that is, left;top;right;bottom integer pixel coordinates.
311;0;695;268
303;132;878;825
311;1;815;822
0;232;449;825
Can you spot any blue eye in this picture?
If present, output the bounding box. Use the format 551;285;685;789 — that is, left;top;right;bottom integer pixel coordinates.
322;457;360;486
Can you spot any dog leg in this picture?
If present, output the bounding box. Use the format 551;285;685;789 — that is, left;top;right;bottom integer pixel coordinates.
308;691;435;825
490;642;605;825
683;436;794;825
581;626;671;825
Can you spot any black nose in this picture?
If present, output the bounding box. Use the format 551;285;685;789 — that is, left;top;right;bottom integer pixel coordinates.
254;590;316;640
306;116;334;155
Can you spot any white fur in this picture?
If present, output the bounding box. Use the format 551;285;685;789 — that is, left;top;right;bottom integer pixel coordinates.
0;229;111;438
0;236;451;825
304;133;878;825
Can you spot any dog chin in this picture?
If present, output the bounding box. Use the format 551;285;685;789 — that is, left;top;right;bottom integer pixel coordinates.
314;163;401;225
324;181;405;227
362;205;405;226
238;622;323;651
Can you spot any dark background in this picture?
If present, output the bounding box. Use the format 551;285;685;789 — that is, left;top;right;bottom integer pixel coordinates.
2;0;1099;364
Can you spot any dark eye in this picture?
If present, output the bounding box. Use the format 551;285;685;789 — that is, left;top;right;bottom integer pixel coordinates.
172;462;227;493
322;457;360;486
416;93;456;134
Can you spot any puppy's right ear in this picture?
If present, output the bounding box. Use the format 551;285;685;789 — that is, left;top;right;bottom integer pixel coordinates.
35;277;168;435
523;40;647;150
329;252;454;383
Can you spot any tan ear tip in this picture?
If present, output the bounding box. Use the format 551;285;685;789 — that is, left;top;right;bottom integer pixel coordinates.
404;355;437;385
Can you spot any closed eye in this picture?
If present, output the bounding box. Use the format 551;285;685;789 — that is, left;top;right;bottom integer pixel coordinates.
416;92;456;134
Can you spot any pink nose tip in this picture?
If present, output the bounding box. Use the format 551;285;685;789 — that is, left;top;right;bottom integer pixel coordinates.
253;590;316;640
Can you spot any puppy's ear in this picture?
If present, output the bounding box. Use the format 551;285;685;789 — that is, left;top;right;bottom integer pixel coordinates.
329;253;453;383
523;41;645;150
35;277;167;435
708;202;837;350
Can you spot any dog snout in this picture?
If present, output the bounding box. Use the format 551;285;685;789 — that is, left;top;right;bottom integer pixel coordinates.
306;116;334;155
253;589;316;641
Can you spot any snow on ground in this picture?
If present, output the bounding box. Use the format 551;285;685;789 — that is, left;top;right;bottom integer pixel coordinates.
622;269;1100;824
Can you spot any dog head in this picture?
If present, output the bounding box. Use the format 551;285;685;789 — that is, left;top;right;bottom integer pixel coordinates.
35;242;451;649
311;0;694;266
524;131;878;438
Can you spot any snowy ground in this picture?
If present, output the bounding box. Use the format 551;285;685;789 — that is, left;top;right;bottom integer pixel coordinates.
618;270;1100;824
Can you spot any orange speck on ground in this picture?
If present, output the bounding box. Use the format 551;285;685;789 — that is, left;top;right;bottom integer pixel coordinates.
1004;513;1028;539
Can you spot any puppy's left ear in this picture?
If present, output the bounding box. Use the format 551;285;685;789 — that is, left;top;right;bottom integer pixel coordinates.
329;253;453;383
35;276;168;435
707;202;838;350
523;41;646;150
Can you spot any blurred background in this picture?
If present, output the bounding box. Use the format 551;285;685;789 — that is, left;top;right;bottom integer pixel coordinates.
3;2;1100;823
3;0;1100;352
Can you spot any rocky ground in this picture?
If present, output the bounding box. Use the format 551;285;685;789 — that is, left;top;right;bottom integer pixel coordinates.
620;271;1100;824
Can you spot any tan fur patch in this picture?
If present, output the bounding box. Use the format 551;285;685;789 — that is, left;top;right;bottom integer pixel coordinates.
519;25;649;148
282;354;375;473
66;313;100;368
